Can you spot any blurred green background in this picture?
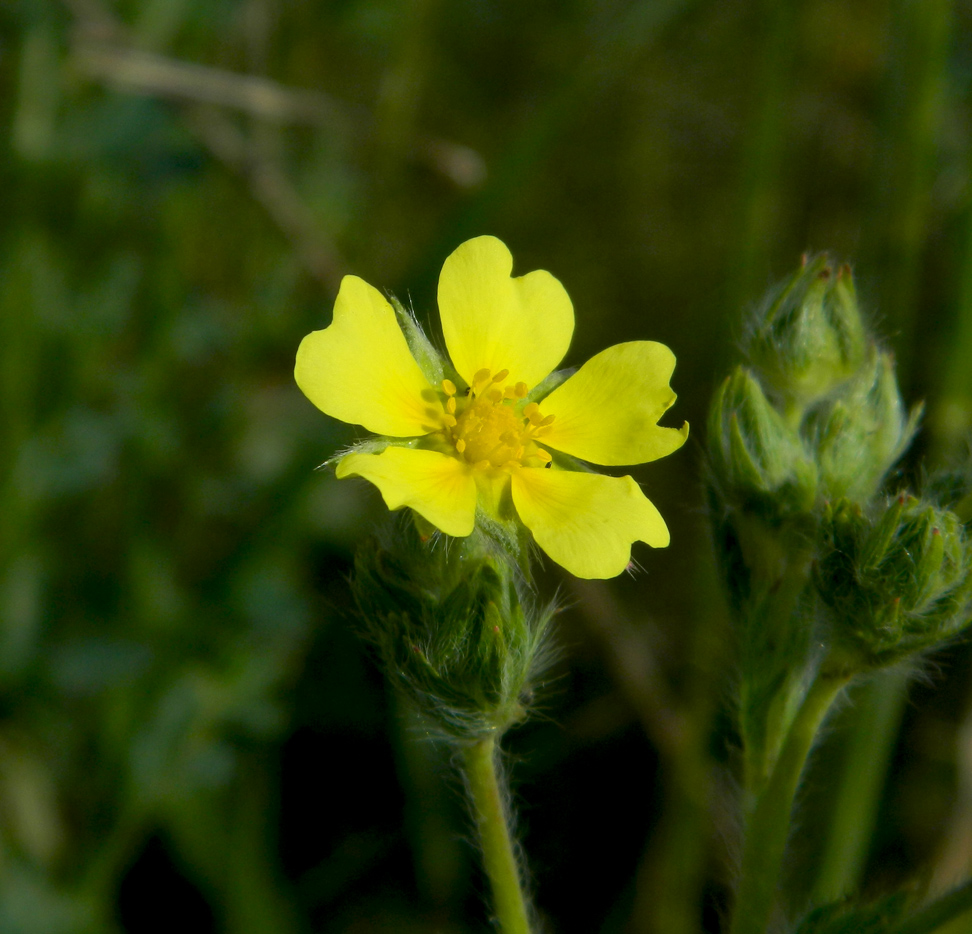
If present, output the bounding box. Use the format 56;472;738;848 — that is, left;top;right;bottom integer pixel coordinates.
5;0;972;932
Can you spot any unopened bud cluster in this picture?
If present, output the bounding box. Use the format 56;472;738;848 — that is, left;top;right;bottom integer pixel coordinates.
817;496;972;670
352;518;552;740
708;254;970;674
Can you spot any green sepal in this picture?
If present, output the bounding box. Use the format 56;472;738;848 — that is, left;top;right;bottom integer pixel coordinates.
707;366;818;521
323;435;423;468
858;494;906;572
352;517;554;741
744;255;869;416
389;294;447;387
526;366;574;404
810;349;922;504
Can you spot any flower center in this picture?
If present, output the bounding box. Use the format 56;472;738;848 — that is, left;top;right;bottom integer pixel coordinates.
440;369;554;470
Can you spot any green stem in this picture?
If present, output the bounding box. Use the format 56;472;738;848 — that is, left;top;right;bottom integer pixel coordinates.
462;736;532;934
812;668;909;904
731;669;852;934
891;878;972;934
737;547;815;800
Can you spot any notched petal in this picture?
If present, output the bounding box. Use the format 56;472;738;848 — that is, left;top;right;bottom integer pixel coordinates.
337;447;477;537
540;341;689;466
438;236;574;390
510;468;670;579
296;275;439;437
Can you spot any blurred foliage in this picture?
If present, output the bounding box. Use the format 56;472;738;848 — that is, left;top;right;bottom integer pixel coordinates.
5;0;972;932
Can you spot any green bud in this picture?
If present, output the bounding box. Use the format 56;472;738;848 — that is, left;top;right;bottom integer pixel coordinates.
744;255;868;414
708;366;818;522
810;348;922;504
816;495;972;669
707;366;818;638
352;518;552;740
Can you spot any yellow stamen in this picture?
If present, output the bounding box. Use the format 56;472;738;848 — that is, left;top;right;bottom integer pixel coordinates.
445;371;553;471
442;379;457;396
536;449;552;463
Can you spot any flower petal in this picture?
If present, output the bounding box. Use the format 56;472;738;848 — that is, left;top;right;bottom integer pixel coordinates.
539;341;689;466
336;447;476;537
296;275;441;437
511;468;669;579
438;236;574;389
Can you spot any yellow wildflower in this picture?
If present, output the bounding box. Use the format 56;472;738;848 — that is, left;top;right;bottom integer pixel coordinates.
295;236;688;579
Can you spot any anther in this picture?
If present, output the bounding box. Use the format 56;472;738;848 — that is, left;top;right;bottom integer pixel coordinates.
473;368;491;386
514;382;528;398
492;368;510;383
442;379;457;396
539;414;556;426
456;439;466;453
536;449;552;463
446;397;457;414
442;414;457;427
488;388;503;403
523;403;540;420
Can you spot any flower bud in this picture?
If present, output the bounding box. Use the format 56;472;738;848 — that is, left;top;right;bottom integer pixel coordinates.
744;255;869;414
352;519;551;740
708;367;819;617
809;349;922;504
816;495;972;669
708;366;818;520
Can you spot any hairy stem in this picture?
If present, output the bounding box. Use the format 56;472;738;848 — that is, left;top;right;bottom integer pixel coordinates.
462;736;532;934
731;669;851;934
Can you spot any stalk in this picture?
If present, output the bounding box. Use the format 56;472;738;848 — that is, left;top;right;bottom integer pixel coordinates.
462;736;532;934
812;668;909;904
731;669;852;934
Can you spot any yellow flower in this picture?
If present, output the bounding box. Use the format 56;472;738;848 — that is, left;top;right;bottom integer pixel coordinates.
295;236;688;579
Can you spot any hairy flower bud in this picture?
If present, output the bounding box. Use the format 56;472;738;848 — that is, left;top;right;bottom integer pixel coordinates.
816;496;972;669
744;255;868;414
352;519;552;740
809;349;921;504
708;366;818;522
707;366;819;647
